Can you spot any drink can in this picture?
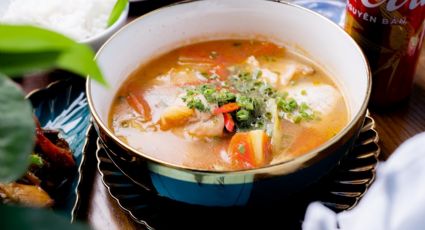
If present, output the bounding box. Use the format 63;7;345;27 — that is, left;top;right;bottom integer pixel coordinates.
344;0;425;108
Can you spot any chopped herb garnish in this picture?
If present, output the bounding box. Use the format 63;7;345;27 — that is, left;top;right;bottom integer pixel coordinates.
301;90;307;96
30;154;44;167
293;116;302;124
237;96;254;110
277;97;298;113
236;109;250;121
238;144;246;154
187;97;208;112
180;65;319;127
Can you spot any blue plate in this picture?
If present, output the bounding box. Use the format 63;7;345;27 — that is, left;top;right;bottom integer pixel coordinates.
27;77;90;220
292;0;347;26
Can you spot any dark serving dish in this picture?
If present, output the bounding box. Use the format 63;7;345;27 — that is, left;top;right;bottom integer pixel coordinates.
27;77;91;220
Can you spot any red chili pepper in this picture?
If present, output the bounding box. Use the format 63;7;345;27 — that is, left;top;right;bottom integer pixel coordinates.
213;103;240;115
223;113;235;132
35;125;75;168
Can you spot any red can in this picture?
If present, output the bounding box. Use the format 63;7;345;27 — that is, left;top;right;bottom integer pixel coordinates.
344;0;425;108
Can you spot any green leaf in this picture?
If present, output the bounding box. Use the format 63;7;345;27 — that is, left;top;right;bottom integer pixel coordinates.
0;25;74;52
0;75;35;183
0;51;61;76
56;44;107;85
107;0;128;27
0;25;108;86
0;205;89;230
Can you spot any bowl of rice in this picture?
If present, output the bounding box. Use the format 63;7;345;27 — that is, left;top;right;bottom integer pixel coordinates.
0;0;129;51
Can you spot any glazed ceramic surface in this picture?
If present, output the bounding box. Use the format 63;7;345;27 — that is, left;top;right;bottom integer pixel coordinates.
27;77;90;219
96;114;379;229
87;0;371;206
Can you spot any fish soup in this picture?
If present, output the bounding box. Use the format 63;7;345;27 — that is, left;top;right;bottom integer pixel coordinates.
109;40;349;170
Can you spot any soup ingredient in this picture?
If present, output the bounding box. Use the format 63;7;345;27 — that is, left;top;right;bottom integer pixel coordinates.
126;93;152;121
160;106;194;130
285;82;341;119
187;113;224;137
213;103;240;115
180;66;319;131
110;40;348;170
0;0;118;40
228;130;270;169
223;113;236;132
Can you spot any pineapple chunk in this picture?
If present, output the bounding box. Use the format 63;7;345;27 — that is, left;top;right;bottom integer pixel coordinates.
248;130;270;166
159;106;194;130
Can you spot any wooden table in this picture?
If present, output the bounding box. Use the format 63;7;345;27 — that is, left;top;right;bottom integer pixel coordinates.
19;4;425;230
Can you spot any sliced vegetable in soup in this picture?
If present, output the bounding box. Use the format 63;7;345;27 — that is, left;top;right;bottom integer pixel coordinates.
109;40;348;170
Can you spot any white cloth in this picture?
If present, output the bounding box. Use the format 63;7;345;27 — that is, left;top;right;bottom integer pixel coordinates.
303;132;425;230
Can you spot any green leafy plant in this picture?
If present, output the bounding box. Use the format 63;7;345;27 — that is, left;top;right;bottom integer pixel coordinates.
0;25;106;183
108;0;128;27
0;25;107;85
0;24;107;229
0;205;89;230
0;75;34;182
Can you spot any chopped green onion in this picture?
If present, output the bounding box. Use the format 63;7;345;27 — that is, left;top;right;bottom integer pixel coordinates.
238;144;246;154
237;96;254;110
186;97;208;112
30;154;44;167
236;109;250;121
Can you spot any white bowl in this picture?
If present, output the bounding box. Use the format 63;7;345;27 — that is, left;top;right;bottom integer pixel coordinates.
88;0;371;206
81;3;129;51
0;0;129;51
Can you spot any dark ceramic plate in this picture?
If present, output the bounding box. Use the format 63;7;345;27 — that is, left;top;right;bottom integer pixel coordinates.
27;77;90;220
96;114;380;230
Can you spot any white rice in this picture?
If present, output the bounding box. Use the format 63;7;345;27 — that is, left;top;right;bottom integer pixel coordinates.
0;0;117;41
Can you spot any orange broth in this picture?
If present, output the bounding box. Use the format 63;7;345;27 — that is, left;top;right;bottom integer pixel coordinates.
109;40;348;170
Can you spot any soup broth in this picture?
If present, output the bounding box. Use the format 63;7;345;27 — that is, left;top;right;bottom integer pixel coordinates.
109;40;348;170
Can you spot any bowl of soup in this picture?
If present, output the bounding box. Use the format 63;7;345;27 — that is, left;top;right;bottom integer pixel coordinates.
87;0;371;206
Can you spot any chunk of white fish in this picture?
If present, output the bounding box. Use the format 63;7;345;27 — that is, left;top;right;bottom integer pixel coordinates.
245;56;315;87
187;113;224;137
279;63;314;86
286;82;341;119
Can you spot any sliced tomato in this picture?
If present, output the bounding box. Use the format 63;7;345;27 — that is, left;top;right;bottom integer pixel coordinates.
228;132;255;169
248;130;271;166
126;92;152;121
213;103;240;115
228;130;271;169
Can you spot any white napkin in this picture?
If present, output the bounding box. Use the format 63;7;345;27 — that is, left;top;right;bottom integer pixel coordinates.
303;132;425;230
